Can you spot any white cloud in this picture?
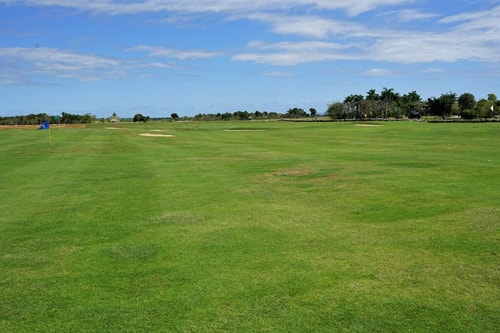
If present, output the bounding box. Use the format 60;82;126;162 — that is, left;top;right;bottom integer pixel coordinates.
239;13;371;39
232;4;500;66
363;68;396;76
370;7;500;64
420;68;445;74
233;40;360;66
1;0;498;83
439;5;500;24
150;62;176;69
263;71;295;77
0;47;128;83
388;9;438;21
439;6;500;47
128;45;221;59
0;45;221;84
0;0;414;16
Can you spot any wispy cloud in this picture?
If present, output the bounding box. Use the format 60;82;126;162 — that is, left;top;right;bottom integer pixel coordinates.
0;47;128;84
1;1;498;86
388;9;438;22
233;40;360;66
0;0;413;16
420;67;445;74
150;62;176;69
0;45;222;84
263;71;295;77
370;5;500;64
238;13;370;39
232;4;500;66
128;45;221;59
363;68;396;76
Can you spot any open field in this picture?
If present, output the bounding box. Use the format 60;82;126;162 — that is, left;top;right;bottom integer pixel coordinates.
1;121;499;332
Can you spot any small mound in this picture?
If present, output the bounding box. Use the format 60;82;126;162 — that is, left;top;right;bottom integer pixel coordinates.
139;133;175;138
354;124;383;127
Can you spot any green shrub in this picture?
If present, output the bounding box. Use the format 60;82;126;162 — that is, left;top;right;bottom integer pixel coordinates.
460;109;476;119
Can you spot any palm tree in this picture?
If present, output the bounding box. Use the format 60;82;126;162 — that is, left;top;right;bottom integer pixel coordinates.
366;89;380;101
380;87;396;118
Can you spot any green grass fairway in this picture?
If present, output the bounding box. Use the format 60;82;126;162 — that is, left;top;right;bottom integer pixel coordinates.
1;121;499;332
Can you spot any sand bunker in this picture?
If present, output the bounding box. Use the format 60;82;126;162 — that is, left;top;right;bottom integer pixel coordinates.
139;133;175;138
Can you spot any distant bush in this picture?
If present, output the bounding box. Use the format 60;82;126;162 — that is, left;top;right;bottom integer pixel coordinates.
133;113;149;122
460;109;476;120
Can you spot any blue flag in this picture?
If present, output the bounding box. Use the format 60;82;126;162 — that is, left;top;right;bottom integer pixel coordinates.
38;121;50;130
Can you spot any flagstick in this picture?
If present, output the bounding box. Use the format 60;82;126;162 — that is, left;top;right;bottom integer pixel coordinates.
48;126;52;146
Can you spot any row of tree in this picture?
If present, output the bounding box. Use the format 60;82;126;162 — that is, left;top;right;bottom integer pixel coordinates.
1;89;498;125
193;110;282;121
0;112;96;125
327;88;498;120
192;108;320;121
191;89;498;121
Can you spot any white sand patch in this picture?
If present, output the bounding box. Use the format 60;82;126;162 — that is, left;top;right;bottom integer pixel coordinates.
139;133;175;138
354;124;383;127
106;127;125;130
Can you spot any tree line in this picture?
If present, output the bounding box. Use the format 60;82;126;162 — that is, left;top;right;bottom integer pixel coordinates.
194;89;498;121
191;108;320;121
1;89;498;125
0;112;96;125
193;110;283;121
326;88;498;121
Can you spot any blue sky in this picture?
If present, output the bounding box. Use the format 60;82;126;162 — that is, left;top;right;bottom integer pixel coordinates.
1;0;499;118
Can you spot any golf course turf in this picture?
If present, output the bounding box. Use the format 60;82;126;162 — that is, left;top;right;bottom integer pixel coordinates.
1;121;499;332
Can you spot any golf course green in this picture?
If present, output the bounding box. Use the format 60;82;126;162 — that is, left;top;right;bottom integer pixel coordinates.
1;121;498;332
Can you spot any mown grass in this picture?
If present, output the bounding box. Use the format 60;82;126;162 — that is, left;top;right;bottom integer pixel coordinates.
1;121;499;332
